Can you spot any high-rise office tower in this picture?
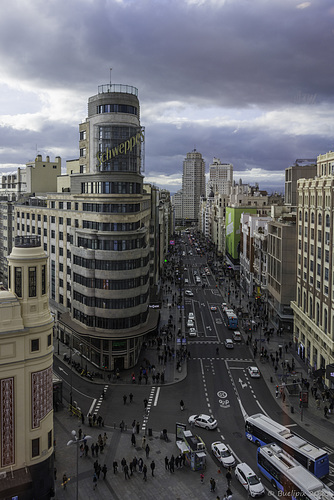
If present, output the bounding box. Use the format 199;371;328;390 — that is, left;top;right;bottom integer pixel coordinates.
0;236;54;499
15;83;159;371
208;158;233;196
182;150;205;224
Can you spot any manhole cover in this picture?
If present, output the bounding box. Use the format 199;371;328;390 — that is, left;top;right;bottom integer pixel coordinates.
232;432;243;438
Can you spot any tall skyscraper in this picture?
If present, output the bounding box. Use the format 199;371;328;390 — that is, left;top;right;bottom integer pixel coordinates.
182;150;205;223
208;157;233;196
0;236;54;499
14;83;160;372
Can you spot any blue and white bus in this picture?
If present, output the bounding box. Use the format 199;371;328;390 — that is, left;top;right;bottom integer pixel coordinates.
257;443;334;500
223;310;238;329
245;413;329;478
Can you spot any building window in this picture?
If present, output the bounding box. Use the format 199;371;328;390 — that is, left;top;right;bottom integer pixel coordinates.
29;267;37;297
31;339;40;352
67;202;71;210
48;334;52;347
48;430;52;449
15;267;22;297
59;202;63;210
32;438;40;458
318;213;322;225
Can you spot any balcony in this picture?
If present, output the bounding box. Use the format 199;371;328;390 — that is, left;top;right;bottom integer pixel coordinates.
98;84;138;96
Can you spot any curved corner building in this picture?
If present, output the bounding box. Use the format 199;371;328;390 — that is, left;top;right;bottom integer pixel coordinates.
59;84;157;371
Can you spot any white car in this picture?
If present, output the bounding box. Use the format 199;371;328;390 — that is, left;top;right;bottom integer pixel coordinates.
188;312;195;320
189;328;197;337
184;278;189;284
187;319;194;328
224;339;234;349
235;463;265;497
211;442;236;468
232;330;242;342
188;414;217;430
185;290;194;296
247;366;261;378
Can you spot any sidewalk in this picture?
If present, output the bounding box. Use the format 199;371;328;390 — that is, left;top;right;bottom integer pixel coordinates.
218;277;334;452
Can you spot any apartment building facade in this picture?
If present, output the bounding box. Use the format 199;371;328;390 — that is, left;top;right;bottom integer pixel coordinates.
291;151;334;385
14;84;162;372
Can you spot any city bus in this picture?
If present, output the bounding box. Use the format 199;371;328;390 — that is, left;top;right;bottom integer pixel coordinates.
223;309;238;329
245;413;329;478
257;443;334;500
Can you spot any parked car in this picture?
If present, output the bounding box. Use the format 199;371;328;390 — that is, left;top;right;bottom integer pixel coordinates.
188;414;217;430
189;328;197;337
224;339;234;349
187;319;194;328
185;290;194;296
235;463;265;497
188;312;195;320
247;366;261;378
211;441;236;468
184;278;189;284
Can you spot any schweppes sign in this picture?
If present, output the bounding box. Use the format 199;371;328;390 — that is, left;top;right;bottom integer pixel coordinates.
96;129;145;168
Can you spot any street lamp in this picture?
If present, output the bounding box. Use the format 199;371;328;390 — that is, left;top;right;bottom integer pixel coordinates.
67;430;92;500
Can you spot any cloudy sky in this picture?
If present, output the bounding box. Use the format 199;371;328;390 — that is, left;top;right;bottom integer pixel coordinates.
0;0;333;194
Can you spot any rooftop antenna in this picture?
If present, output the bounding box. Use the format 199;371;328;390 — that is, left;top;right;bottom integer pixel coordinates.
109;68;112;86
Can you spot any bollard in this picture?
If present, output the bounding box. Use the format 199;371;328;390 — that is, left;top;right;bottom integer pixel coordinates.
149;428;153;437
270;376;273;383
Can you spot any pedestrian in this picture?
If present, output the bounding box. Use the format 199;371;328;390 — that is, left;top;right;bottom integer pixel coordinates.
145;443;150;458
142;435;146;448
96;463;101;479
138;457;144;473
113;460;118;473
169;455;175;473
180;399;184;411
226;468;232;487
123;394;127;405
120;420;125;432
91;442;95;457
121;457;126;471
143;463;148;481
131;433;136;447
102;464;107;479
124;464;130;480
275;387;279;398
81;412;85;425
95;443;99;457
103;432;108;446
62;473;68;489
129;392;133;403
78;428;82;440
93;472;97;490
200;472;204;483
136;421;140;434
165;456;169;470
130;461;134;476
150;460;155;476
226;487;233;500
324;406;329;418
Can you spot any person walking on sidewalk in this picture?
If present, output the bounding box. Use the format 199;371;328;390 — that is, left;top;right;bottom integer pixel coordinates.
226;468;232;487
93;472;98;490
180;399;185;411
150;460;155;476
143;464;148;481
102;464;107;479
145;443;150;458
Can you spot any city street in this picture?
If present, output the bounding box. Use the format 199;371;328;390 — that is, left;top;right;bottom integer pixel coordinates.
53;231;334;498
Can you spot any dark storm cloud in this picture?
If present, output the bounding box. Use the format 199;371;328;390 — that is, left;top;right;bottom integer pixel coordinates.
1;0;333;106
0;0;333;193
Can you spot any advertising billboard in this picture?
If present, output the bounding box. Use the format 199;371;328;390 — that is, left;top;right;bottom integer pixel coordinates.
225;207;257;265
